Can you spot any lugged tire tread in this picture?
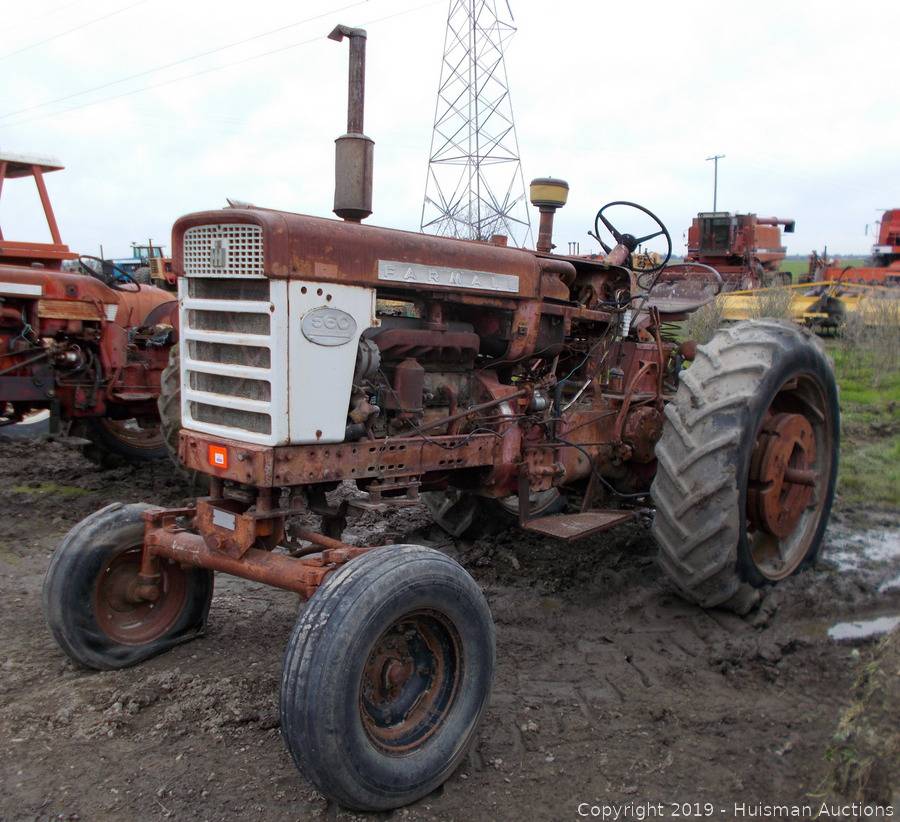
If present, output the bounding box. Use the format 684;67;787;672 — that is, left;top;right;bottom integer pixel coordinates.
650;320;831;609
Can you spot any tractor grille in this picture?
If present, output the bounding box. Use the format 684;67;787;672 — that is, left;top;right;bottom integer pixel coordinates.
183;224;264;278
180;262;289;445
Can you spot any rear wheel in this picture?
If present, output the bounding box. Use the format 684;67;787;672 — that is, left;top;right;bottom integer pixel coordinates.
651;320;839;612
157;343;182;466
280;544;494;811
43;502;214;669
81;417;167;464
156;344;207;486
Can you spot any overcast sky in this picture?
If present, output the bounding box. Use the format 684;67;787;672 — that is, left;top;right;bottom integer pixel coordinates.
1;0;897;261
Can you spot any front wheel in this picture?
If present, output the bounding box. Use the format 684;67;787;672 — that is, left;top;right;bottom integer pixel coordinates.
651;320;839;612
280;544;495;811
43;503;214;669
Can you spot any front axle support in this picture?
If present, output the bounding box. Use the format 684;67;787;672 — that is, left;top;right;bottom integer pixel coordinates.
139;506;372;600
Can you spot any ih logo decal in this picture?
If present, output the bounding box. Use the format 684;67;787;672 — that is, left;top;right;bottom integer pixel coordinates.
209;238;229;269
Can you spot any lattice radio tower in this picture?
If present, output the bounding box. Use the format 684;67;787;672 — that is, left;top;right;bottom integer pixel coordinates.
420;0;533;247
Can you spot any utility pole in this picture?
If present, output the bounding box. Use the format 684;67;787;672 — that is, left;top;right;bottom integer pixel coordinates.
706;154;725;211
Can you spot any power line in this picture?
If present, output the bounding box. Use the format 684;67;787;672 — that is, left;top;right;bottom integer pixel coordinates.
0;0;371;120
6;0;89;35
0;0;444;131
0;0;150;62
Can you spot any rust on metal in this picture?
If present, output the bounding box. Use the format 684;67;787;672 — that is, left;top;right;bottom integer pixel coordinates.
93;546;187;644
522;510;635;541
178;430;498;487
143;512;372;600
359;611;460;753
748;411;817;539
36;299;105;321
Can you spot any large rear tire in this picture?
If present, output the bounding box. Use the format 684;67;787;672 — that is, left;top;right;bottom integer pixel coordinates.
651;320;839;612
280;544;495;811
80;417;167;464
157;343;182;466
43;502;214;670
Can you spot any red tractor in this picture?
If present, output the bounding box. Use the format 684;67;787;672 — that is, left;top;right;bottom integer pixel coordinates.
685;211;796;290
0;153;177;461
43;27;839;811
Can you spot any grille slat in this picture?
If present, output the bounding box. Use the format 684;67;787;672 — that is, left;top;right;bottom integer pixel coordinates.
187;339;272;367
189;371;272;402
187;309;271;335
190;402;272;435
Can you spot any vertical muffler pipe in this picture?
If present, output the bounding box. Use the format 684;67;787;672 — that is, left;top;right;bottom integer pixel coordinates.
329;24;374;222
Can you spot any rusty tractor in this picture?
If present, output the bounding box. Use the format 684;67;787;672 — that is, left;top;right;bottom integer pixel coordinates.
0;153;178;462
686;211;796;291
43;26;840;811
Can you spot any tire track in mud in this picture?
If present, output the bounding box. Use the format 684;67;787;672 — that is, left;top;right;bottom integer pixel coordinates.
0;440;897;820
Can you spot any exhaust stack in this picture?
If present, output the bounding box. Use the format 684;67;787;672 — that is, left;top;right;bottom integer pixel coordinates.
329;24;374;222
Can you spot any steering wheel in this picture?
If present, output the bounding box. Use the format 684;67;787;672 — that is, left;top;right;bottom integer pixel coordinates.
77;255;140;290
592;201;672;274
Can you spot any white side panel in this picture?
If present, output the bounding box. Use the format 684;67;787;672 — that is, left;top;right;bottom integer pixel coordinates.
288;282;375;444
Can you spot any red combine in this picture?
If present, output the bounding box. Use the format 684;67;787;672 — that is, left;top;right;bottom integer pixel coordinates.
685;211;795;290
808;209;900;286
0;153;177;461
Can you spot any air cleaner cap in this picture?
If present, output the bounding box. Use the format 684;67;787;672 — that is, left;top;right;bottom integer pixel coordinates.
529;177;569;209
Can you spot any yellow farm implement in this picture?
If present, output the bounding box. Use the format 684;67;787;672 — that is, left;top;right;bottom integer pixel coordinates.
719;281;897;331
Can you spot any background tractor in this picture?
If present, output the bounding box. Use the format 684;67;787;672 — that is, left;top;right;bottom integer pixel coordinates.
43;25;840;812
105;241;169;286
0;153;177;462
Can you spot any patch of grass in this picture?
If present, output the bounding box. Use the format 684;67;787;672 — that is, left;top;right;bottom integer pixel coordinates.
837;437;900;508
826;630;900;807
827;338;900;508
11;482;90;497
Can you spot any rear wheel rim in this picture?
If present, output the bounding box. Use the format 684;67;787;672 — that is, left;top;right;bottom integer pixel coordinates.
100;418;165;452
93;547;188;644
359;610;461;754
746;373;834;580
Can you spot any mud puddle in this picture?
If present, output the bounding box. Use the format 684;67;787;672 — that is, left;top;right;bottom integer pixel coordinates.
826;524;900;572
828;614;900;642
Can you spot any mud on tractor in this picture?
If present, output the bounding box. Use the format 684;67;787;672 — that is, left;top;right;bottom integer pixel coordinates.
43;26;840;812
0;154;177;461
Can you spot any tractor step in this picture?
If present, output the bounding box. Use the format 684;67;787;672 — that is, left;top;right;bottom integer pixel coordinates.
522;510;634;541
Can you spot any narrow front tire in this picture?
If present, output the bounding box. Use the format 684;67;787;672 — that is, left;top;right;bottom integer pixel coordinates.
280;544;495;811
43;502;214;670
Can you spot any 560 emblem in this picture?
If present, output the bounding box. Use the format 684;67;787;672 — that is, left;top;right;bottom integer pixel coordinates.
301;306;357;346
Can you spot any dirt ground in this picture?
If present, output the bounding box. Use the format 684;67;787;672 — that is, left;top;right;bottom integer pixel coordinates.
0;439;897;821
